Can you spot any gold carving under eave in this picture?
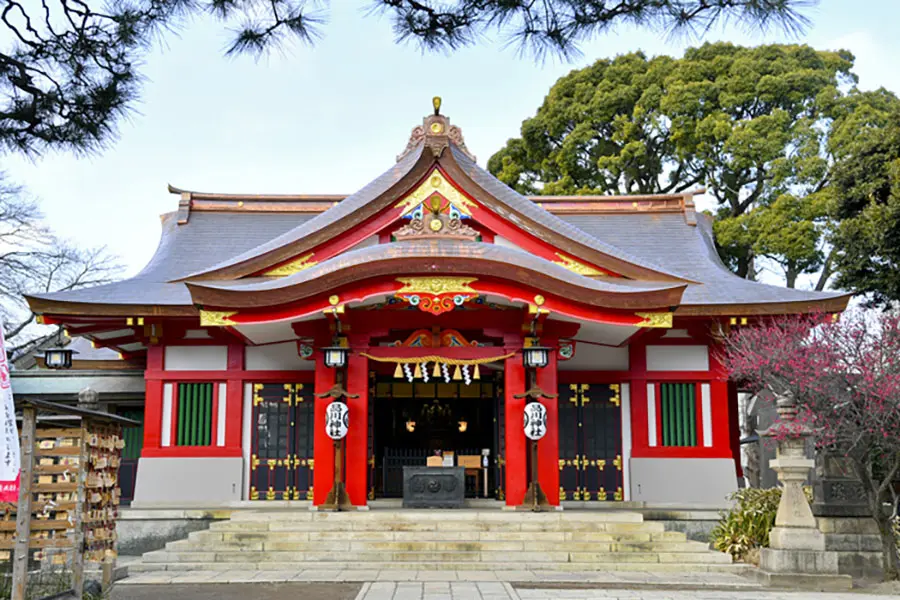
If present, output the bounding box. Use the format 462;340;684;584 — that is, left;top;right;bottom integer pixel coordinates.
635;312;673;328
263;253;317;277
396;276;478;296
394;169;477;217
554;253;604;277
200;310;238;327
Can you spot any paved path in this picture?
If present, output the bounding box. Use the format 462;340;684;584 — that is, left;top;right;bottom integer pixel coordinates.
355;582;900;600
118;571;900;600
122;570;759;586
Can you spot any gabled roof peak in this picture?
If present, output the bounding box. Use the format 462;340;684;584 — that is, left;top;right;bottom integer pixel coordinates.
397;98;476;163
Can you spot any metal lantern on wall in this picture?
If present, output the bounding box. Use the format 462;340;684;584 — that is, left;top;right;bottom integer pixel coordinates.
322;345;349;369
522;344;550;369
44;347;75;370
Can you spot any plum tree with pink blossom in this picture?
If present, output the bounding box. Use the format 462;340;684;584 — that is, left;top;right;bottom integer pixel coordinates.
725;311;900;579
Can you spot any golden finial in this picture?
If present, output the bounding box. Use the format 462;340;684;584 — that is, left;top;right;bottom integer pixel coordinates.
432;96;442;115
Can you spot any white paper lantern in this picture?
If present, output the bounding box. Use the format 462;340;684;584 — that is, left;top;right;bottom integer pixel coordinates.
523;401;547;440
325;400;349;440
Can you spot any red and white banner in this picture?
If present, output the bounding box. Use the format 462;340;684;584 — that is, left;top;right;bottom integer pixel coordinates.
0;325;20;502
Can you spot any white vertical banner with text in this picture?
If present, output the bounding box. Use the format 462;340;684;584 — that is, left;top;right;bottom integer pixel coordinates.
0;324;20;502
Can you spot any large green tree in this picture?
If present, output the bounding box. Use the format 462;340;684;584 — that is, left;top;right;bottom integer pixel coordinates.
490;43;900;287
830;103;900;306
0;1;812;156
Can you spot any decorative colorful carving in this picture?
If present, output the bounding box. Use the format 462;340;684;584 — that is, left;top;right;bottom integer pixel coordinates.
635;311;674;328
394;169;477;218
263;253;317;277
558;340;576;361
390;328;479;348
395;277;478;315
393;190;480;242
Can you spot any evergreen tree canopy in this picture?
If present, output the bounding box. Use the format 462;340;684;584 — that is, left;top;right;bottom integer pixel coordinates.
830;105;900;307
489;43;900;287
1;1;811;156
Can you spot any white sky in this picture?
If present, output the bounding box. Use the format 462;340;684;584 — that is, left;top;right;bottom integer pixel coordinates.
4;0;899;284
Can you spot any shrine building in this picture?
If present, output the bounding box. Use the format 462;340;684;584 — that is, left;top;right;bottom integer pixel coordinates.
26;104;849;509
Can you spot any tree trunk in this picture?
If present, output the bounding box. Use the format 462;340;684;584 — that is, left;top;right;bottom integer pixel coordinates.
785;267;798;289
854;459;900;581
874;508;900;580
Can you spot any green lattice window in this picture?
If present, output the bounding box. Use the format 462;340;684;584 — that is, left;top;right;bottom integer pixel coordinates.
659;383;698;447
176;383;214;446
119;409;144;459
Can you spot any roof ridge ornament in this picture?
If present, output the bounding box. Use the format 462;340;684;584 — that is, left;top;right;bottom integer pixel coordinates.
396;98;476;163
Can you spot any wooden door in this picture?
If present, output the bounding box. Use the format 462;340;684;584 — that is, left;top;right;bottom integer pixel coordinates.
249;383;314;500
558;383;624;501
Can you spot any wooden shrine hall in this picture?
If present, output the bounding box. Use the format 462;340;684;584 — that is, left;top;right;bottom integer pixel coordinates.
26;101;849;509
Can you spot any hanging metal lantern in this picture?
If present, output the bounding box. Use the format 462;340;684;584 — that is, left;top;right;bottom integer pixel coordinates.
523;401;547;440
322;345;349;369
325;400;349;440
522;345;551;369
44;347;75;369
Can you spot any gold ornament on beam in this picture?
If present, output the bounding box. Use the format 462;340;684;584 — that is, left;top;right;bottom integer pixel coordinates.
200;310;238;327
396;276;478;296
554;253;605;277
635;312;673;328
263;253;317;277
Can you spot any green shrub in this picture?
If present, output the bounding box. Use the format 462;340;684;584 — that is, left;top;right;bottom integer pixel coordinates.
710;487;812;563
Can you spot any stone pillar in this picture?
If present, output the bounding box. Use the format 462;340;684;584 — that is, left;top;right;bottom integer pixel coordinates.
813;453;885;578
757;393;850;590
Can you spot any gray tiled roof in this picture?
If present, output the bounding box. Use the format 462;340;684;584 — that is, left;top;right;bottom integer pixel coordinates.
32;141;846;311
33;210;312;306
183;144;426;279
450;145;685;280
559;212;846;306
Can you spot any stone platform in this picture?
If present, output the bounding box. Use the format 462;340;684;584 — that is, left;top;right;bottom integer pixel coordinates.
129;508;740;574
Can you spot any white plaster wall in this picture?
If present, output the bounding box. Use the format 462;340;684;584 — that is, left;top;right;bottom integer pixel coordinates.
645;345;709;371
620;383;632;501
164;346;228;371
558;344;628;371
133;457;243;505
245;343;314;371
241;382;252;501
629;457;737;505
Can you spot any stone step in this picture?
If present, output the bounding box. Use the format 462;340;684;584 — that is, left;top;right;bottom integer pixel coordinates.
229;511;645;524
185;529;687;545
207;520;668;533
165;539;711;554
129;560;744;573
143;549;731;565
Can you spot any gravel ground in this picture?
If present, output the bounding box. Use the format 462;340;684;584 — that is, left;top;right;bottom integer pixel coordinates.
109;582;361;600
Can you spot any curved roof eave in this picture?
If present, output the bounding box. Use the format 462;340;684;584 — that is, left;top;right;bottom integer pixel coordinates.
178;143;430;281
178;136;695;284
186;240;687;311
443;144;693;283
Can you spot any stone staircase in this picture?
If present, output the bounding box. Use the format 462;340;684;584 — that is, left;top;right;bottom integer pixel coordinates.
131;509;738;573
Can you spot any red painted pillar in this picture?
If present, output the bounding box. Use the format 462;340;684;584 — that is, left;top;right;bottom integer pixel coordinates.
709;342;734;461
143;345;164;453
312;355;335;506
225;343;244;449
628;340;650;455
537;349;559;506
504;353;527;507
345;350;369;506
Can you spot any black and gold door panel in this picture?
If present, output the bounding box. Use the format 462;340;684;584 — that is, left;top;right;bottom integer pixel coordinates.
558;383;624;502
250;383;314;500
